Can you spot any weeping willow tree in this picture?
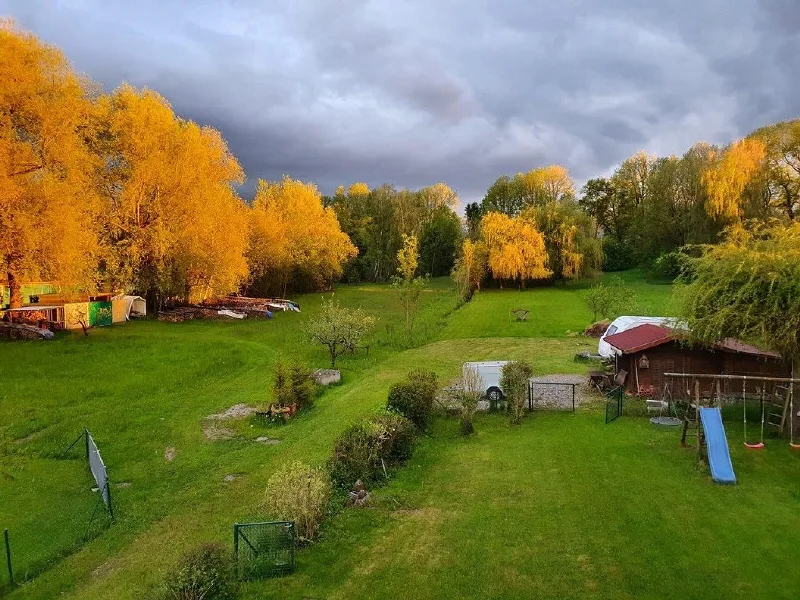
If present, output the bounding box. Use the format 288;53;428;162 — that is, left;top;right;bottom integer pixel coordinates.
680;222;800;370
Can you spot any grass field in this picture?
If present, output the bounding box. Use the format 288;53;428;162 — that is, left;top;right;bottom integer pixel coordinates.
2;273;799;599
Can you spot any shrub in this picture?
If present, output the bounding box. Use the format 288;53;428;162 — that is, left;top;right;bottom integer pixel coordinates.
500;361;534;425
442;367;483;435
163;542;239;600
273;362;317;410
262;461;331;542
386;369;438;431
371;412;416;462
328;413;416;487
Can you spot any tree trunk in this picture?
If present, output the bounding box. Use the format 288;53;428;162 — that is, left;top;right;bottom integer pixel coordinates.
7;270;22;309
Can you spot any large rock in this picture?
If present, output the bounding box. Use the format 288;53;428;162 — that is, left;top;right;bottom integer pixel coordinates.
312;369;341;386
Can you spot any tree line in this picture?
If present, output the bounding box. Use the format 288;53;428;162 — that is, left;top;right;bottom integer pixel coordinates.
1;21;360;308
4;20;799;310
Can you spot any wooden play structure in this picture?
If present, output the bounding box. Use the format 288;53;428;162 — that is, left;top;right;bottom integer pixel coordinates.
663;372;800;483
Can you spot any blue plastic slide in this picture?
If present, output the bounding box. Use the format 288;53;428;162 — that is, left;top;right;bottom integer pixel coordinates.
699;407;737;484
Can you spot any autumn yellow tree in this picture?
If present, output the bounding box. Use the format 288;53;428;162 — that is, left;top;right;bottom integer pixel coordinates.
392;233;426;335
451;238;488;301
703;138;766;222
247;177;357;296
97;85;248;305
0;20;101;307
522;201;602;280
516;165;575;206
480;212;550;287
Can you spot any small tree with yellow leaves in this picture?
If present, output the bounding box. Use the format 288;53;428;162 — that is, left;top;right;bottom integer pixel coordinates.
392;234;426;336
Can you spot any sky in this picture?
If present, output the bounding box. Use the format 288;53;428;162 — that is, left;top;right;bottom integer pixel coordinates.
1;0;798;202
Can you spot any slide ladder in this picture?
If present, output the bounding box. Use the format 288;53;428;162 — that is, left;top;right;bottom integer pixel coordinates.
699;407;736;484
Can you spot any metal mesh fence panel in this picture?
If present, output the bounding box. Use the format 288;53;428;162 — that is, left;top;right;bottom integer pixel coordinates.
86;431;111;513
234;521;295;579
605;387;623;424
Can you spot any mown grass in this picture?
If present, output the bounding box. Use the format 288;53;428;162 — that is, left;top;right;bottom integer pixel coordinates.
2;272;799;599
439;270;677;340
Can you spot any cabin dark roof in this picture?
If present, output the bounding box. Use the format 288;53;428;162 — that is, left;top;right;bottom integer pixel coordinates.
605;324;781;359
604;324;676;354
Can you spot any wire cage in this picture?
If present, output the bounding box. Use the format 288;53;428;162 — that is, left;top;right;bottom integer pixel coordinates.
233;521;295;579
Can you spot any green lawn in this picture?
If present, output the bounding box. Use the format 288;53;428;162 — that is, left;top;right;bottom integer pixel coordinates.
2;273;799;599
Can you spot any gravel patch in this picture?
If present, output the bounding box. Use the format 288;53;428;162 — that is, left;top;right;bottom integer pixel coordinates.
529;374;589;409
205;404;258;420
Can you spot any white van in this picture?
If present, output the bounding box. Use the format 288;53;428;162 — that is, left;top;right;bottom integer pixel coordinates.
598;316;678;358
463;361;510;401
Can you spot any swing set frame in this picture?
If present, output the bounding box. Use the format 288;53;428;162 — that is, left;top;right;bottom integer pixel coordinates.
663;372;800;451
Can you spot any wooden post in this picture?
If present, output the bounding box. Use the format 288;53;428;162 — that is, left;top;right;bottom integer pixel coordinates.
4;529;13;586
695;379;701;460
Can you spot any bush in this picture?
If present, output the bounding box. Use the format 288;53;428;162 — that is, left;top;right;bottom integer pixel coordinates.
441;367;483;435
328;413;416;487
163;542;239;600
273;362;317;410
371;412;416;462
386;369;438;431
262;461;331;542
500;361;534;425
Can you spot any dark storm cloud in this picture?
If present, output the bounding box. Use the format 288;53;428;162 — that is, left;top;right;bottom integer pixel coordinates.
1;0;797;201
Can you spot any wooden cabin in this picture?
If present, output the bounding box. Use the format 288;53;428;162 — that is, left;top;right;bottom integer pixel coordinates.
603;324;791;397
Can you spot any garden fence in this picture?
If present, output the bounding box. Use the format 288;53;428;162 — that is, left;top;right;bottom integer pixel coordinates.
527;382;576;411
1;430;113;593
233;521;295;579
605;387;623;424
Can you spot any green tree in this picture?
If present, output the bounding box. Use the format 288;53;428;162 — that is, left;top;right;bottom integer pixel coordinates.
302;299;375;368
680;223;800;366
464;202;483;239
419;207;462;276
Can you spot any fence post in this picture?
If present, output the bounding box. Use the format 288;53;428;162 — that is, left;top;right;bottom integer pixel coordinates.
233;524;239;558
4;529;13;586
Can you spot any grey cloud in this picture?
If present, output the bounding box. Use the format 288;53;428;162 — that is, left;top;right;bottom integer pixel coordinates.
1;0;797;203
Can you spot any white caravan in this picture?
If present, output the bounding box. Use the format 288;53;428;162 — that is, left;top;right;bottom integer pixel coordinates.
463;361;510;401
597;316;678;358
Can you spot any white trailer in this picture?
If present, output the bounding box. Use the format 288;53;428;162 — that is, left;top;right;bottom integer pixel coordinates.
598;316;679;358
463;361;510;401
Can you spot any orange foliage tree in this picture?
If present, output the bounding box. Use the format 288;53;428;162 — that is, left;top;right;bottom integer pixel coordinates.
247;177;357;296
0;19;101;308
480;212;550;287
703;138;766;222
97;85;248;305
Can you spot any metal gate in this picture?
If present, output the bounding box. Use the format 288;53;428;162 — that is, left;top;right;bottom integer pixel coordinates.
527;382;577;411
233;521;295;579
605;386;623;424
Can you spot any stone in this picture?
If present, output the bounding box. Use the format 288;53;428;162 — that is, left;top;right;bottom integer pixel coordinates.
255;436;280;445
312;369;341;386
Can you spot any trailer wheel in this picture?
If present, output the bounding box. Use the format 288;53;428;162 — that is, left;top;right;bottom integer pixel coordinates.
487;387;503;402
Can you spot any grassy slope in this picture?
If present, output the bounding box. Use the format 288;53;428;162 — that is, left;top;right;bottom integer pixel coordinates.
3;274;800;599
